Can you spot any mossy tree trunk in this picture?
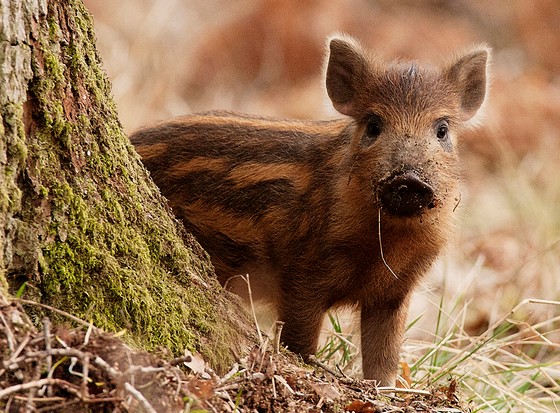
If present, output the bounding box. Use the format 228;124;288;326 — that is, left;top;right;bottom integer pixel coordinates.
0;0;254;371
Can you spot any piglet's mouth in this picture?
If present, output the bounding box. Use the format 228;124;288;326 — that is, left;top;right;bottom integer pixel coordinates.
378;171;436;217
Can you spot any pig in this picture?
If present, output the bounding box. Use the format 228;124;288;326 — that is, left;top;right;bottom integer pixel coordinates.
130;35;489;385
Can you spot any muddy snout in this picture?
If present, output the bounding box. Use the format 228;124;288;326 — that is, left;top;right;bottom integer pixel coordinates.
379;171;436;217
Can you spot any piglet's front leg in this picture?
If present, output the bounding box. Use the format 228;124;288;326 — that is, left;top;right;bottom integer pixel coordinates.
360;295;410;386
277;290;327;362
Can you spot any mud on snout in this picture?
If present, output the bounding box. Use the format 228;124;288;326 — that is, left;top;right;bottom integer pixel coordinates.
378;169;437;217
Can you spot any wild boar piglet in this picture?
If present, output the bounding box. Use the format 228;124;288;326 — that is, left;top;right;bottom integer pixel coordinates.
131;35;490;385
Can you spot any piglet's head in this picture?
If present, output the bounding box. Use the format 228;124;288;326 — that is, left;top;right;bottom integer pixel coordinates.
325;35;490;218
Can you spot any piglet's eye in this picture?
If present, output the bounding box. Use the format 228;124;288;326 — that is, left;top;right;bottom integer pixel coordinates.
435;119;452;151
362;114;383;145
436;120;449;141
367;119;381;138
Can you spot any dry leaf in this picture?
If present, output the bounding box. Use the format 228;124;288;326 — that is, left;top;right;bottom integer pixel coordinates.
398;361;412;388
344;399;378;412
187;376;215;400
183;350;207;375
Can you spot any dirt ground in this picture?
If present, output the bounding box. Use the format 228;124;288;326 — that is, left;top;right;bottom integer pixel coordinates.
1;298;470;412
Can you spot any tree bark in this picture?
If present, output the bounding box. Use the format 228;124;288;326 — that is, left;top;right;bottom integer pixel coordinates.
0;0;254;371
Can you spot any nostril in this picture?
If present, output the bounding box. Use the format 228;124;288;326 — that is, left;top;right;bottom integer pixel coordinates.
379;172;435;217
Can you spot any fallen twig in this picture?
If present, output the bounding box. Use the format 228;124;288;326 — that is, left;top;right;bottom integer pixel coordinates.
308;355;355;385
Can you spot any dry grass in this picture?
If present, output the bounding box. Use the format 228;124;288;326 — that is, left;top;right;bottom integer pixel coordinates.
84;0;560;411
408;298;560;413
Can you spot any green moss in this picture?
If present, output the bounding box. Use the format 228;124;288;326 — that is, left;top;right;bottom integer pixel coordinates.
47;17;61;42
36;162;217;353
42;48;64;85
1;104;28;219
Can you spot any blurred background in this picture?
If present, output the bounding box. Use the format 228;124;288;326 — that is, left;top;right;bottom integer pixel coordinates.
83;0;560;344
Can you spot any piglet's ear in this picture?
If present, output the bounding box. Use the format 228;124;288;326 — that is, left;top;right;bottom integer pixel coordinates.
445;46;490;121
326;36;371;118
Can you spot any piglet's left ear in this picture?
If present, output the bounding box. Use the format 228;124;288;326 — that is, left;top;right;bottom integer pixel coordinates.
445;46;490;121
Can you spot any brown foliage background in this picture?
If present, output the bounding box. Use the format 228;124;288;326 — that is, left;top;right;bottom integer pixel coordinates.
84;0;560;340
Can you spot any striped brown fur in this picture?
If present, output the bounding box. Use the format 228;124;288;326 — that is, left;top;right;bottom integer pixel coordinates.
130;35;490;385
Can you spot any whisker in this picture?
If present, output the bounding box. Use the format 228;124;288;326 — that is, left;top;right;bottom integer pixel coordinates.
378;207;399;280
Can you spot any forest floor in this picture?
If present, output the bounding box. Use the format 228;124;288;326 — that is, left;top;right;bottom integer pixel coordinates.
0;299;470;413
